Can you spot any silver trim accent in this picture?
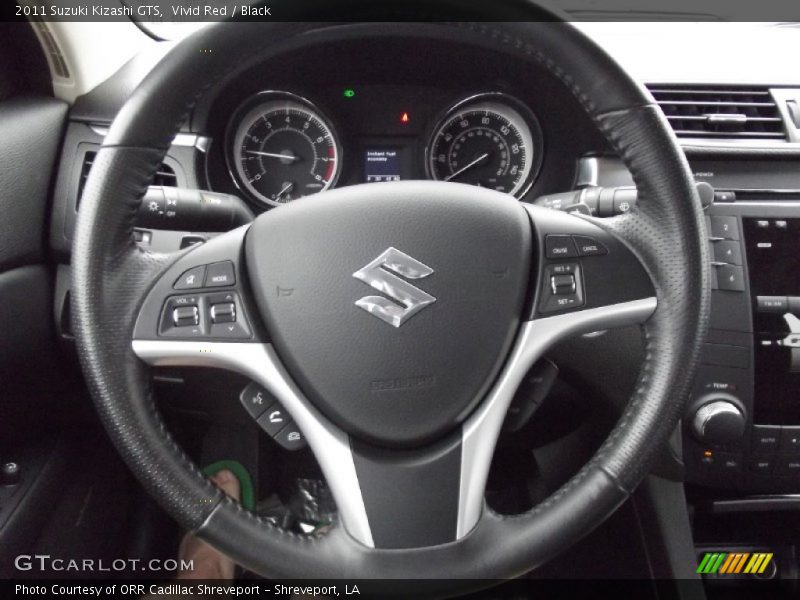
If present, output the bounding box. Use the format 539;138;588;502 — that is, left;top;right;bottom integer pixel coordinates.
575;156;600;188
692;400;743;439
224;90;343;207
424;92;544;199
720;201;800;209
770;88;800;143
89;124;209;150
352;247;436;328
131;340;374;548
132;298;655;547
209;302;236;324
679;139;800;150
457;297;657;538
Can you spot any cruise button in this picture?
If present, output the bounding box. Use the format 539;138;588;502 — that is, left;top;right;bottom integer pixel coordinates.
545;235;578;259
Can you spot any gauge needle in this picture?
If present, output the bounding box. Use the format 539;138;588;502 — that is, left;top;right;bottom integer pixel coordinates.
444;153;490;182
246;150;299;162
276;182;294;200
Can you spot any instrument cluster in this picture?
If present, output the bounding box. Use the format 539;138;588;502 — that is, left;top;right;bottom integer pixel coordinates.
224;88;545;208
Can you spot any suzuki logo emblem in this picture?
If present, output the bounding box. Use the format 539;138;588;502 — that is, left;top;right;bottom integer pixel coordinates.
353;247;436;328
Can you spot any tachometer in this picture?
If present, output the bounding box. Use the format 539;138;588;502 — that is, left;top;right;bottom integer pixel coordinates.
227;92;341;206
427;93;543;198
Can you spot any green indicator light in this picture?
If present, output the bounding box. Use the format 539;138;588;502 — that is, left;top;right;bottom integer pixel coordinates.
343;88;356;98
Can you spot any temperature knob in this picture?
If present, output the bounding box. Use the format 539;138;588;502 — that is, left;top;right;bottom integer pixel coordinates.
691;395;746;445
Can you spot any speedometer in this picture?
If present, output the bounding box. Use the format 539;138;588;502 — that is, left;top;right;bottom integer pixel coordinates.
227;92;341;206
426;93;543;198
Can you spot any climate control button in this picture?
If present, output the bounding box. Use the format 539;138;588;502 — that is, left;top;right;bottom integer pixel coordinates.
691;395;746;445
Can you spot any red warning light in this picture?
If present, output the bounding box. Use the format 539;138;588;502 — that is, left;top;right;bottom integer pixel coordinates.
400;112;410;124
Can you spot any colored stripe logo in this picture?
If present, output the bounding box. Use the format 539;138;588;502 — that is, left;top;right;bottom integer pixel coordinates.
697;552;773;575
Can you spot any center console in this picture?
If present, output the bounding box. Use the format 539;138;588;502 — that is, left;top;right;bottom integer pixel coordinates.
582;156;800;495
684;207;800;492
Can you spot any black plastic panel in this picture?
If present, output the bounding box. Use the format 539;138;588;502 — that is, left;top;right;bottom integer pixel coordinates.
352;435;461;549
133;226;265;342
246;183;531;448
685;202;800;494
528;207;654;319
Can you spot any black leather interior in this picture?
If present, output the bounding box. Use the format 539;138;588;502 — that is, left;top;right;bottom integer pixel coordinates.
0;97;67;271
0;96;67;414
71;6;709;583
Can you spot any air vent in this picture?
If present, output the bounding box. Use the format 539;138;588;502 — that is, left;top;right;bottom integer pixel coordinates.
30;21;70;79
77;151;177;207
76;150;97;207
152;163;178;187
648;85;787;140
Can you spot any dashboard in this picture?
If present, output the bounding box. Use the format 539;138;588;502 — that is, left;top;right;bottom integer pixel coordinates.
223;89;544;206
30;21;800;588
195;35;606;213
50;28;800;504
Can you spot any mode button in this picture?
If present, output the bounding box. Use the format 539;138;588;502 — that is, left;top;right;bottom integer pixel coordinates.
204;261;236;287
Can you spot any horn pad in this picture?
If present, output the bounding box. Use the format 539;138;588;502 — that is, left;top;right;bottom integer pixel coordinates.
245;182;532;447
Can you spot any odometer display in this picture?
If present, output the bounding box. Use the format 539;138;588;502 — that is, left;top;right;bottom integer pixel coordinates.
228;93;341;206
427;95;542;198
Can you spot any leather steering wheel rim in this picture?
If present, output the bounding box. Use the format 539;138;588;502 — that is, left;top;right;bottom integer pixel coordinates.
71;5;709;588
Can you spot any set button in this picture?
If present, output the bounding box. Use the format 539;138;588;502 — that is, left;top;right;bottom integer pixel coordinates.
539;263;584;313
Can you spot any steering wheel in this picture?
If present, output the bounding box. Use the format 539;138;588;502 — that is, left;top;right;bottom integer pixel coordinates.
71;4;709;590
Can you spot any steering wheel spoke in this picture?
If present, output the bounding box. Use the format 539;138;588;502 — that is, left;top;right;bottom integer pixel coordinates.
131;225;263;345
